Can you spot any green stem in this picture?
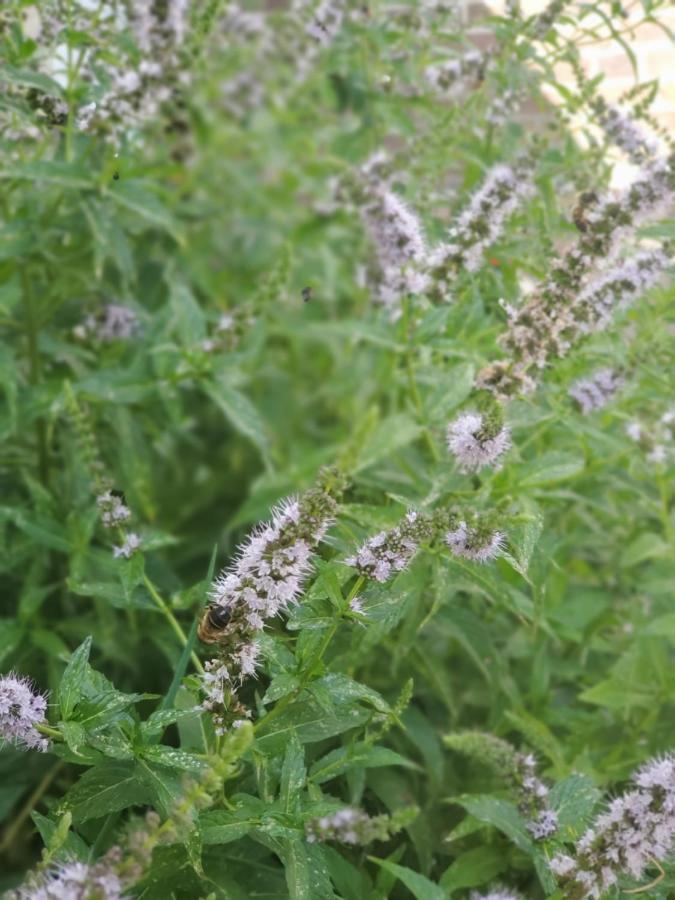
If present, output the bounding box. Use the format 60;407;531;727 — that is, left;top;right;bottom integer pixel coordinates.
0;761;65;853
142;574;204;674
37;722;64;740
22;270;49;486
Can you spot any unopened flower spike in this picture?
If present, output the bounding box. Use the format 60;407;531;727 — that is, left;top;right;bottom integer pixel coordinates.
0;673;50;752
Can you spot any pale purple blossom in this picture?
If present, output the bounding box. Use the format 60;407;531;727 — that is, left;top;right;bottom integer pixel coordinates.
528;808;559;840
209;498;329;622
74;305;139;343
425;50;486;95
0;674;49;752
593;101;660;165
9;860;123;900
113;532;141;559
470;889;523;900
446;412;510;472
305;806;393;846
446;521;504;563
426;162;533;296
568;368;624;414
97;491;131;528
346;511;431;582
550;754;675;898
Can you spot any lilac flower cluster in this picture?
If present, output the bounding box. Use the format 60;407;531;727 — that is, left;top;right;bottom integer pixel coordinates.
445;517;505;563
445;732;558;840
221;0;348;118
8;859;124;900
73;305;139;344
95;490;142;560
568;368;624;415
426;161;534;298
550;754;675;898
345;511;433;582
471;889;522;900
0;674;49;752
446;410;511;472
591;99;660;166
516;752;559;840
478;157;673;398
79;0;193;142
200;472;342;731
626;409;674;465
354;154;430;312
306;806;406;846
425;49;487;96
97;491;131;528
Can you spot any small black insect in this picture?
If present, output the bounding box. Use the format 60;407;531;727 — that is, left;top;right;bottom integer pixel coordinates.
112;171;120;181
301;286;313;303
198;604;232;644
110;488;126;504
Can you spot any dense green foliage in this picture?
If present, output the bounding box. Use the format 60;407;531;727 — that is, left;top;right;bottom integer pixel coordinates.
0;1;673;898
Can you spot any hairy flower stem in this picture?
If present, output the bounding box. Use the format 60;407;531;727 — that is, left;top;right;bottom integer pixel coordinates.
142;574;204;675
255;575;365;735
22;270;49;487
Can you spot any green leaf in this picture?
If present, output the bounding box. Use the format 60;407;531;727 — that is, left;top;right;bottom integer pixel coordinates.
309;743;418;784
141;746;207;773
0;160;92;190
58;636;92;720
200;796;266;845
368;858;445;900
440;845;507;892
105;181;181;239
279;732;306;812
279;839;334;900
61;762;150;823
450;795;534;854
206;380;271;467
0;65;65;96
549;774;601;839
620;533;669;568
517;452;585;487
355;414;423;472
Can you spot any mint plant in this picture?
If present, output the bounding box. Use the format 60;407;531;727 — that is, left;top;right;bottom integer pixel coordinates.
0;1;673;898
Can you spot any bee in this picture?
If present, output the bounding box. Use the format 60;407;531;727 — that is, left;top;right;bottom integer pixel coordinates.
198;604;232;644
572;191;599;233
301;286;313;303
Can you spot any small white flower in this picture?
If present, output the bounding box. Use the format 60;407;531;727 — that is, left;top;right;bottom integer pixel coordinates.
446;522;504;563
12;859;124;899
113;532;141;559
569;368;624;415
97;491;131;528
527;809;559;840
0;673;49;752
446;412;510;473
